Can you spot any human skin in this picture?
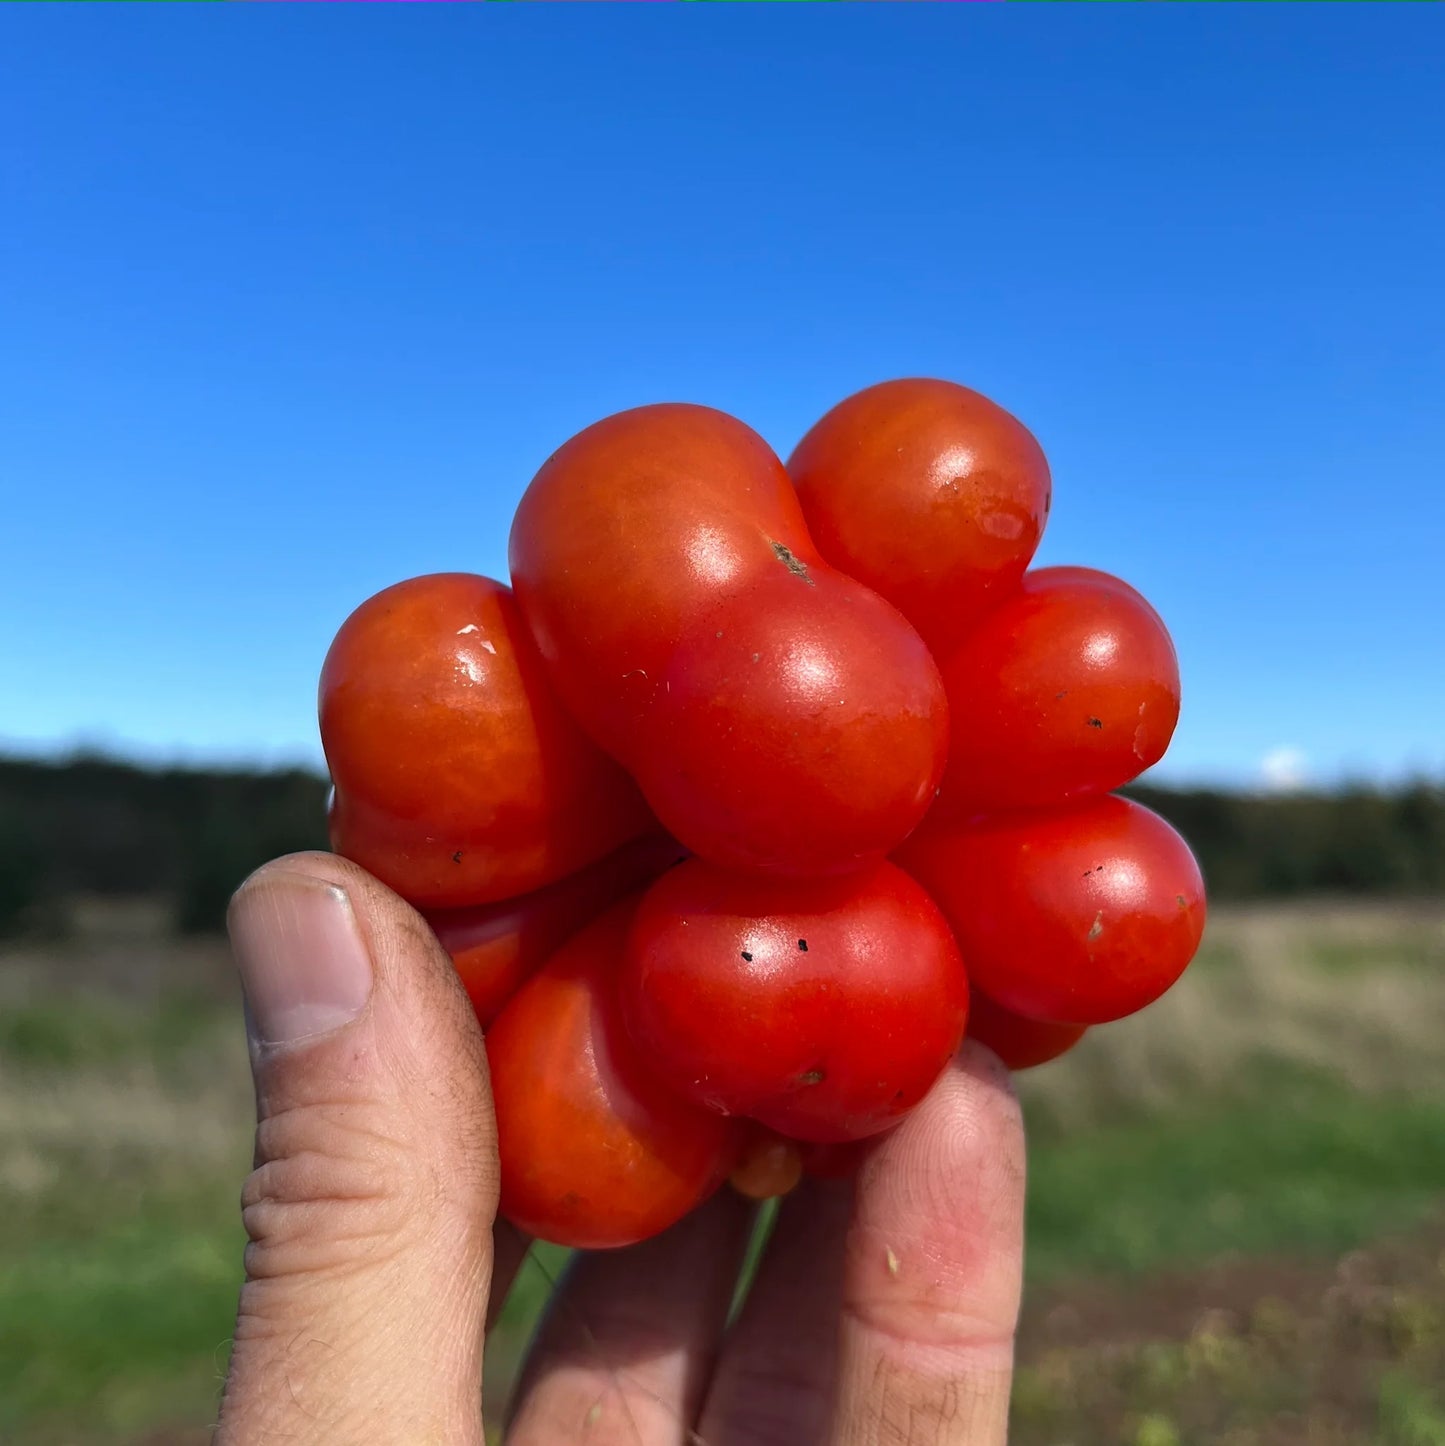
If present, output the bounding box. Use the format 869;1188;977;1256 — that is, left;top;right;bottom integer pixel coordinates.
217;852;1026;1445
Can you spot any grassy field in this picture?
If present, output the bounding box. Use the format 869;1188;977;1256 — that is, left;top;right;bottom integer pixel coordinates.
1;898;1443;1444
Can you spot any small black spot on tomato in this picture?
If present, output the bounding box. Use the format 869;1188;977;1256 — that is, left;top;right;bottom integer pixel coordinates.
741;950;753;962
797;938;808;952
1087;717;1104;729
451;850;463;864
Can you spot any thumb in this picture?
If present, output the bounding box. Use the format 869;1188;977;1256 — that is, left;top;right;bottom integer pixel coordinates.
215;853;499;1446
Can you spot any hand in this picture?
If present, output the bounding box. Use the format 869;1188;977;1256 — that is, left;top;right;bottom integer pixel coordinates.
215;853;1026;1445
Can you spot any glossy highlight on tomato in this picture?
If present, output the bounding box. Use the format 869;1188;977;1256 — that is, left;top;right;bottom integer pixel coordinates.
936;566;1180;815
321;573;649;908
508;404;949;877
425;834;686;1029
788;377;1051;654
897;794;1206;1026
621;859;969;1142
488;900;741;1250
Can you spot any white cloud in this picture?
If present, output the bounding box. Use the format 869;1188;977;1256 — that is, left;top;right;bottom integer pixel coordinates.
1260;746;1309;793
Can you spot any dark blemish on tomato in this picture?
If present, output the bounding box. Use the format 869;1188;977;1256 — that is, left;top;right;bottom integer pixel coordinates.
741;950;753;962
798;1068;826;1085
1176;894;1187;909
1055;691;1068;701
560;1190;581;1209
715;630;723;638
771;541;815;585
893;1088;906;1101
451;850;463;864
1087;717;1103;729
1082;865;1104;878
797;938;808;952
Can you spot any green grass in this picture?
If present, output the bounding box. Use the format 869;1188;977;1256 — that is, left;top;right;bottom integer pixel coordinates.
0;992;225;1072
1024;1083;1445;1279
2;900;1443;1442
0;1210;240;1439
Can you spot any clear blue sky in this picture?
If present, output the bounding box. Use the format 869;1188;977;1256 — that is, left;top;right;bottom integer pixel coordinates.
2;7;1441;790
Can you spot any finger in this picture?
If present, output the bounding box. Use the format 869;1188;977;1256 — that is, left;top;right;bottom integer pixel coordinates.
697;1176;856;1445
505;1188;755;1445
833;1042;1025;1445
216;853;499;1446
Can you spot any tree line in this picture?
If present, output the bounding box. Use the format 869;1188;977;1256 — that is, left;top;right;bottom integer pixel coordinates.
0;754;1441;936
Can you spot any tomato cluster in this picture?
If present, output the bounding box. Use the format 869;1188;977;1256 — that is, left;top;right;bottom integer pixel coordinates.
319;379;1206;1249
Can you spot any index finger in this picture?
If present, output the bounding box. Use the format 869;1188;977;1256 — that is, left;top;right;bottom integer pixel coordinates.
833;1041;1025;1444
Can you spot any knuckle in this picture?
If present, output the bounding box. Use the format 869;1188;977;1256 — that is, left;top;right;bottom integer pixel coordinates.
240;1100;427;1283
710;1357;833;1445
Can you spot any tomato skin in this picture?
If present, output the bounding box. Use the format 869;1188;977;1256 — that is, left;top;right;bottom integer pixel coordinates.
797;1137;875;1180
424;834;687;1029
620;859;970;1143
896;795;1205;1026
488;900;741;1250
788;378;1051;655
936;566;1180;815
966;990;1087;1071
320;573;649;909
508;404;949;877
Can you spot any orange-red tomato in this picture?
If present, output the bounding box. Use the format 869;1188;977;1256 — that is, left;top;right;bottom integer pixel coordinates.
936;566;1180;815
966;990;1087;1070
508;404;949;877
620;859;969;1142
424;834;686;1028
729;1126;804;1201
897;795;1205;1026
788;378;1051;655
320;573;649;908
488;899;742;1249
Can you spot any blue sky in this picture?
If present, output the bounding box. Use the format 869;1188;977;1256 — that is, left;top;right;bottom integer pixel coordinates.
2;7;1441;790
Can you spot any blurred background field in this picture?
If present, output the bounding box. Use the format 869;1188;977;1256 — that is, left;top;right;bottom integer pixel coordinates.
4;9;1444;1443
2;759;1443;1445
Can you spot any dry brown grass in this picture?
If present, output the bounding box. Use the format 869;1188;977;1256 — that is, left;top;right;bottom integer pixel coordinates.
1017;900;1445;1133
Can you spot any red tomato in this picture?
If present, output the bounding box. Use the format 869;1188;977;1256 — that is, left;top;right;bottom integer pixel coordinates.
508;404;949;877
488;900;741;1249
936;566;1180;814
320;573;649;908
424;834;686;1028
788;378;1051;654
797;1136;877;1181
729;1126;804;1201
966;990;1087;1071
896;795;1205;1026
620;859;969;1143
